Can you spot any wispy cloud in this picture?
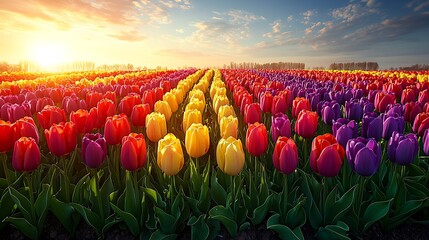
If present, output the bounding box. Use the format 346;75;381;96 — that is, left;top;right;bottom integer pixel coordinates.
0;0;192;41
302;10;316;25
188;9;265;49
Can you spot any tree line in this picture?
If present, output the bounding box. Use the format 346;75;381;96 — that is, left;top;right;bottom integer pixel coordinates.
329;62;379;71
224;61;305;70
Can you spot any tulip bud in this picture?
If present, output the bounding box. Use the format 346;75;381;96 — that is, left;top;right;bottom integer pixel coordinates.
273;137;298;174
310;134;344;177
12;137;40;172
387;132;418;165
346;137;381;176
121;133;147;171
82;133;107;168
158;133;184;175
185;123;210;158
246;122;268;157
295;110;318;139
146;112;167;142
104;114;131;145
183;109;202;133
219;116;238;139
216;137;245;176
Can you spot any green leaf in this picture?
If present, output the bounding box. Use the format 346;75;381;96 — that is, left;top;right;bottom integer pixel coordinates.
49;197;76;234
100;175;114;214
171;191;183;219
70;203;103;235
35;184;50;232
285;200;306;229
209;206;237;237
267;217;303;240
72;173;89;204
110;203;140;236
363;199;392;231
324;186;338;215
308;201;323;229
327;186;357;224
155;207;176;234
4;217;38;240
383;199;426;230
316;221;350;240
8;187;33;223
125;173;138;217
0;190;15;230
251;195;272;225
239;222;250;232
149;229;177;240
210;171;227;205
188;215;209;240
143;187;166;209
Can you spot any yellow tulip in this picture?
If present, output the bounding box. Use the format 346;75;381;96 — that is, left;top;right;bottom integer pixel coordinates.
145;112;167;142
163;92;179;113
185;99;205;114
216;137;245;176
171;88;184;104
218;105;236;124
154;100;172;121
213;95;229;114
157;133;184;176
219;116;238;139
185;123;210;158
189;89;206;105
183;109;202;132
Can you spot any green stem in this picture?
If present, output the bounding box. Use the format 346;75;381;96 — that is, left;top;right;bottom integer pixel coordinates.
60;156;71;203
26;173;36;223
92;169;105;221
357;176;366;230
2;153;11;185
254;156;258;177
283;173;288;212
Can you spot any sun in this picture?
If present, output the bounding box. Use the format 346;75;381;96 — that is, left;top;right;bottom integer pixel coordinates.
31;43;70;69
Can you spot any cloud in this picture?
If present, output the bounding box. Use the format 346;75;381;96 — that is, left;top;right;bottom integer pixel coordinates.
305;22;322;35
175;28;184;33
331;3;367;22
110;30;146;41
362;0;377;8
0;0;192;41
302;10;316;25
156;48;210;57
188;9;265;49
258;20;297;49
304;12;429;53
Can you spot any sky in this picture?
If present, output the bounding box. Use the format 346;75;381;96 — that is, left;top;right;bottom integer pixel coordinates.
0;0;428;69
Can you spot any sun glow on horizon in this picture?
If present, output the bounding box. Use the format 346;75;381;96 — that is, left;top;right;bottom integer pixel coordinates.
30;43;71;69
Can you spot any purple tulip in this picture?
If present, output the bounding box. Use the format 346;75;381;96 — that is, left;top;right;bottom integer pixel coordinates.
360;98;375;114
352;89;364;99
333;118;358;148
82;133;108;168
386;104;403;117
345;99;363;121
387;132;418;165
271;112;292;141
382;114;405;139
362;112;382;141
346;137;381;176
423;129;429;155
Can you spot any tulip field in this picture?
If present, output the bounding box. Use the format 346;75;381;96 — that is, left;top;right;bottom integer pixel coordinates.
2;68;429;239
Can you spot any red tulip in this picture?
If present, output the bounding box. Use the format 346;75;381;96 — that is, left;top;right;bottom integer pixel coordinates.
118;94;142;117
37;105;66;130
35;97;55;113
104;114;131;145
292;97;311;119
404;102;422;124
246;122;268;157
13;117;39;143
401;88;416;105
273;137;299;174
374;92;395;113
259;91;273;113
86;91;103;109
244;103;261;124
12;137;40;172
295;110;318;138
271;94;287;115
310;134;345;177
95;98;116;128
131;103;150;127
413;112;429;136
0;120;14;153
45;122;77;157
121;133;147;171
70;109;94;134
142;90;156;110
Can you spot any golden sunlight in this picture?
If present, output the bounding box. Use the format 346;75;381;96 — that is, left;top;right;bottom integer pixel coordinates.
31;43;70;68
